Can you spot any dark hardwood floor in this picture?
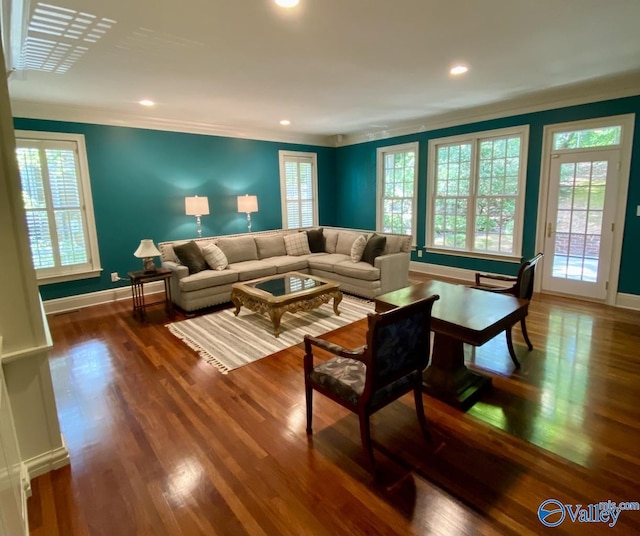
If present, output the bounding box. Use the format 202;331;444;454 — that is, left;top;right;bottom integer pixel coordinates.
28;275;640;535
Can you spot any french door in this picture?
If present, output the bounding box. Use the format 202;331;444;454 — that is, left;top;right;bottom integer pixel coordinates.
541;149;619;300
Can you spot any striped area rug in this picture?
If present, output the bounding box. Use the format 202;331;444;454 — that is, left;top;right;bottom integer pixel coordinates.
166;296;374;374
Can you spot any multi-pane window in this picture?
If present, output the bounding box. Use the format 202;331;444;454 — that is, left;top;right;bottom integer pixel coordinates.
279;150;318;229
376;142;418;238
427;126;528;258
14;131;101;283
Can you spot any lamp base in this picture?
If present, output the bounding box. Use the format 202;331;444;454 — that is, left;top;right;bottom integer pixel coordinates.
142;257;157;273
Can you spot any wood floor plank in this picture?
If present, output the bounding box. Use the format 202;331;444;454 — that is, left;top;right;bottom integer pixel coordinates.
28;277;640;535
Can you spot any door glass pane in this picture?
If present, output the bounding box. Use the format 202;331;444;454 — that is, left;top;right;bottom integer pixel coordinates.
552;160;608;283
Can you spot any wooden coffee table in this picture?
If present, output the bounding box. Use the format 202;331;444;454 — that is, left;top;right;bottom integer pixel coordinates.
230;272;342;337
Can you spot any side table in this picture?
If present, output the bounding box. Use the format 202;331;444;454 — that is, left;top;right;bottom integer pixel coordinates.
128;268;174;321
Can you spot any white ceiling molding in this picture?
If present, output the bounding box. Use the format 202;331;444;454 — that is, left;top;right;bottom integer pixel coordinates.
9;100;335;147
335;71;640;147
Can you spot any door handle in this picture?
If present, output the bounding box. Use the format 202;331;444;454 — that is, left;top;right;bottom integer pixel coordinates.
547;223;552;238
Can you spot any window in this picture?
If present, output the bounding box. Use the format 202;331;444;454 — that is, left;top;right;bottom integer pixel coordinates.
426;126;529;259
552;126;621;151
14;131;101;283
376;142;418;239
279;150;318;229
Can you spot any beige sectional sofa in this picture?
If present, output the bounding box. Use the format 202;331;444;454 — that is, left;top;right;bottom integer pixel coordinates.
158;227;411;312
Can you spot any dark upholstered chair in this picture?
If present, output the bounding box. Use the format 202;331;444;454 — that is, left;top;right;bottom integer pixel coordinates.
473;253;543;368
303;294;439;470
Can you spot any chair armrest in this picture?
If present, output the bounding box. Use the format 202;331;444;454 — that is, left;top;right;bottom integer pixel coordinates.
475;272;517;285
304;335;366;359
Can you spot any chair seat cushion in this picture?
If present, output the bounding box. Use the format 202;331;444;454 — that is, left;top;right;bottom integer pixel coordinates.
309;357;365;405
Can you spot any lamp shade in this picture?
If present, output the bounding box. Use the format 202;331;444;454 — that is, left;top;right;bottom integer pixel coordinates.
185;196;210;216
237;194;258;213
133;239;161;258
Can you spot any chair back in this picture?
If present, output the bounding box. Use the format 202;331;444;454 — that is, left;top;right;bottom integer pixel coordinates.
515;253;543;300
361;294;439;397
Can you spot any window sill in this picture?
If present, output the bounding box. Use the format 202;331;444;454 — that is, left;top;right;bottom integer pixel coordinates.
424;247;522;264
36;268;103;286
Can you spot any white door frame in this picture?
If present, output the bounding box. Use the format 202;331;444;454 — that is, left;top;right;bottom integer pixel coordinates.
535;114;635;305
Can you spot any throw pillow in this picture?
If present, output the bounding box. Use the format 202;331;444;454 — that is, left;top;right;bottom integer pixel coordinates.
362;234;387;265
173;240;207;274
283;232;311;256
255;235;286;259
201;243;228;271
350;234;368;263
336;231;363;255
305;228;325;253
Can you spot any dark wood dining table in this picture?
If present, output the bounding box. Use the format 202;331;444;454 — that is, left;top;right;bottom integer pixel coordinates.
374;280;529;409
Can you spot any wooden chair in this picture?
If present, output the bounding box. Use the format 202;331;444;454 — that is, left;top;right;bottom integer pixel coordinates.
303;294;439;471
473;253;543;368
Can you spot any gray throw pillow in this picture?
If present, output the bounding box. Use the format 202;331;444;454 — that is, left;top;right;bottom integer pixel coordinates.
362;234;387;265
306;228;325;253
173;241;207;274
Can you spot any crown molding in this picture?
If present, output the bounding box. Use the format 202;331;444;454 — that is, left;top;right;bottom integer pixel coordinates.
335;71;640;147
9;100;336;147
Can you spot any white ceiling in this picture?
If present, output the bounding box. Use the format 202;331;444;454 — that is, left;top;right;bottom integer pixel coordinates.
5;0;640;145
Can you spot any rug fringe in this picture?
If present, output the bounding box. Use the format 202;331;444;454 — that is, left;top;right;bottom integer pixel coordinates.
166;324;230;374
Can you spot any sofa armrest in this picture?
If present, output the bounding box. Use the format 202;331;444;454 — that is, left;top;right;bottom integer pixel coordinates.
162;260;189;279
374;252;409;294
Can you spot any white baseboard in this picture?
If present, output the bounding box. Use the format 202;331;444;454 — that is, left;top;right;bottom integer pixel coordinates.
43;281;165;315
616;293;640;311
23;434;70;480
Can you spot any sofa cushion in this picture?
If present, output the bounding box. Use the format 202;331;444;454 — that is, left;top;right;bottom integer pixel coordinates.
266;255;309;274
255;235;286;259
336;231;365;256
228;260;277;281
306;228;325;253
173;241;208;274
350;234;368;263
362;233;387;265
384;234;411;255
179;269;238;292
201;243;228;271
284;232;311;256
334;260;380;281
217;236;258;264
307;253;351;273
324;229;339;253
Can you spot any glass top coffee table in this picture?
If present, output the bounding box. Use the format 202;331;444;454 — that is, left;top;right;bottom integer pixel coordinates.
230;272;342;337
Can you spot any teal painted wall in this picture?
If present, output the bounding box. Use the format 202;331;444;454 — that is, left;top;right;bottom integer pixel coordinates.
335;95;640;295
13;118;337;300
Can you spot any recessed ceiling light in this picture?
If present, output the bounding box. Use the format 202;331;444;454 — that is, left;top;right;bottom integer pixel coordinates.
139;99;155;106
450;65;469;75
280;119;291;126
275;0;299;8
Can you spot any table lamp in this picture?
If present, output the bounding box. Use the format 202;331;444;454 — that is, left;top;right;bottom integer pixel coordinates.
134;239;162;272
185;195;210;237
237;194;258;232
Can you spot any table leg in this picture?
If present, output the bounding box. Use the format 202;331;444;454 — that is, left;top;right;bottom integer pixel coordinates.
332;291;343;316
269;308;285;338
422;333;492;410
231;291;242;316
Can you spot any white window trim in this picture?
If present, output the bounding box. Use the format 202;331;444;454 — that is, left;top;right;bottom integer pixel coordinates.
15;130;102;284
376;141;418;245
278;150;319;229
425;125;529;262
